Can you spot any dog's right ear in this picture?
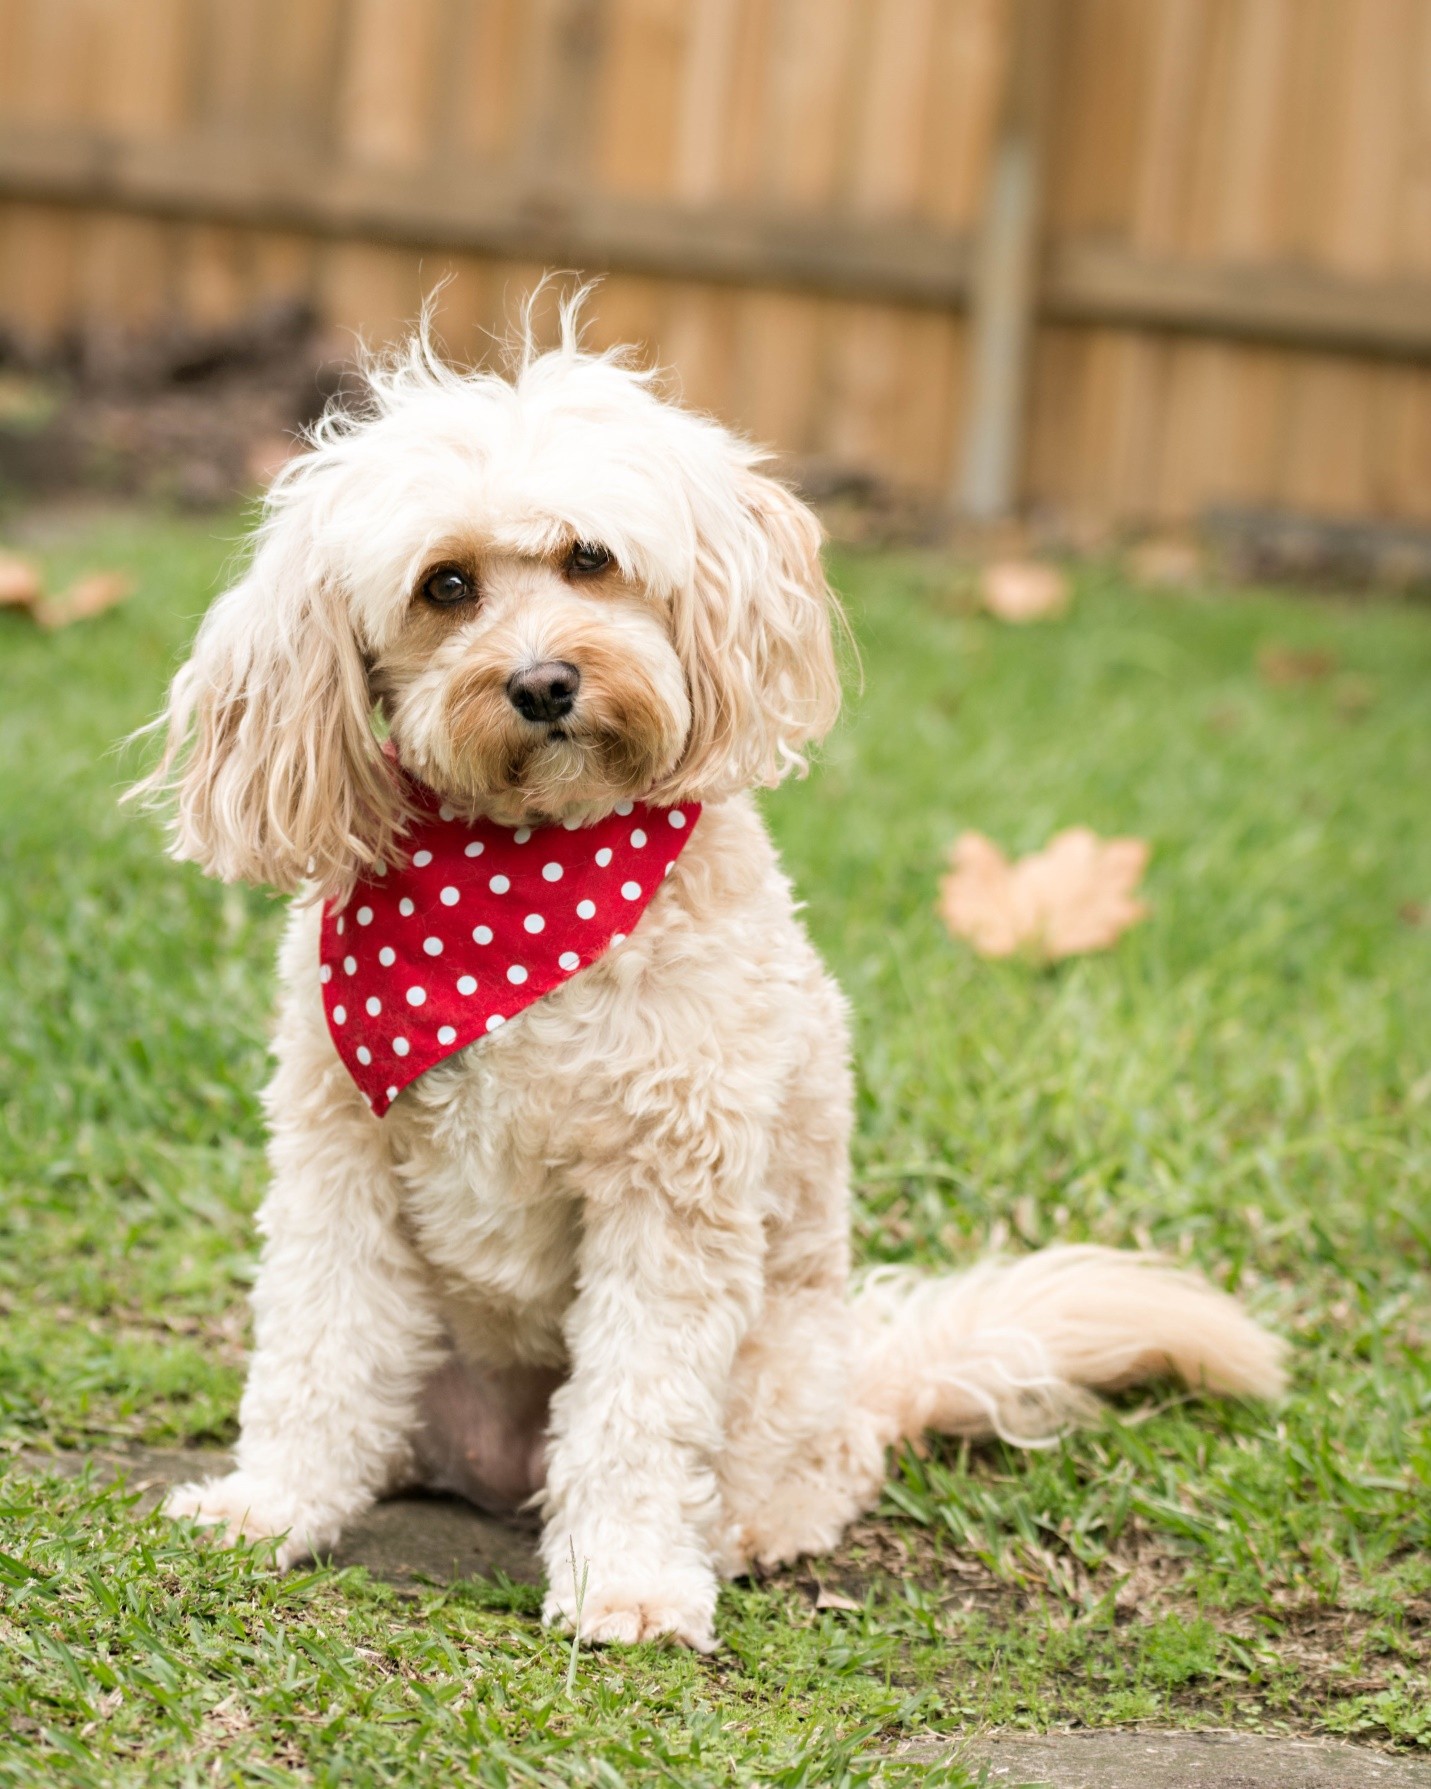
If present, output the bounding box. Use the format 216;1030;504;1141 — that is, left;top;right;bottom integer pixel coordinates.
130;517;405;899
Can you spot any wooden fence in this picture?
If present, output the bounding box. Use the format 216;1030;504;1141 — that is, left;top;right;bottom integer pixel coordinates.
3;0;1431;526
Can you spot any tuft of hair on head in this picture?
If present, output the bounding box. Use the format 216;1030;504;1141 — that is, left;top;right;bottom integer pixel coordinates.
512;273;596;374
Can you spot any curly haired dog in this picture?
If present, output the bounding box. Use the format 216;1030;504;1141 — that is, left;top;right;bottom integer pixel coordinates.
135;304;1283;1651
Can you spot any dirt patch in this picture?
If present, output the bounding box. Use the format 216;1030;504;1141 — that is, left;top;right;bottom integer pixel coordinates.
763;1508;1429;1737
0;302;346;509
16;1443;540;1588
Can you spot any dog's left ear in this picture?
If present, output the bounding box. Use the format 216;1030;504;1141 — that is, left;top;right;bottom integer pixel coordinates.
661;466;842;801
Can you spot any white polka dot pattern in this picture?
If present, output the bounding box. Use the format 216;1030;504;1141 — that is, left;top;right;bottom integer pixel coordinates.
320;782;702;1116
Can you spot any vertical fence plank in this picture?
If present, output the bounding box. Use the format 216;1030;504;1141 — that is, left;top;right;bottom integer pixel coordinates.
337;0;448;171
919;0;1006;230
596;0;689;197
513;0;606;192
672;0;741;202
0;202;81;350
446;0;538;168
763;0;862;209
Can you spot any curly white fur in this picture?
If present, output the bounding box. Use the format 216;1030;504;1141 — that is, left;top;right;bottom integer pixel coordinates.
136;299;1284;1652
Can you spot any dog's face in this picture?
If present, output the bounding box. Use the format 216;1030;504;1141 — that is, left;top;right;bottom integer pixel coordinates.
370;526;692;831
137;330;841;895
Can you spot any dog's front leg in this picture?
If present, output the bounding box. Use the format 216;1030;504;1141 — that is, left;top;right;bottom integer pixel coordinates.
166;1100;445;1567
540;1190;763;1652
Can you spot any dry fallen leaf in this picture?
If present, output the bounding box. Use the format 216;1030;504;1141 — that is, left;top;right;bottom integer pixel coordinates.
980;558;1070;624
35;570;134;630
1126;536;1204;589
813;1586;862;1613
0;551;42;608
938;827;1150;962
1257;644;1338;687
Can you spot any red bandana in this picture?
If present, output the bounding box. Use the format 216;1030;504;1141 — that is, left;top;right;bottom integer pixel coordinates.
320;786;701;1115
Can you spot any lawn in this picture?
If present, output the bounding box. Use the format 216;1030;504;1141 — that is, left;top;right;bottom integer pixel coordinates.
2;506;1430;1786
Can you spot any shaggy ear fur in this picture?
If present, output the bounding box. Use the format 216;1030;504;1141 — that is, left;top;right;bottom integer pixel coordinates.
131;519;404;899
659;466;842;801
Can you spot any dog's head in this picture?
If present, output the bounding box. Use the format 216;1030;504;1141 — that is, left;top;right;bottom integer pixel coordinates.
135;312;841;897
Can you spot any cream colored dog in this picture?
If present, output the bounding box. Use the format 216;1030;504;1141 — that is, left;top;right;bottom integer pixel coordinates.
136;306;1283;1651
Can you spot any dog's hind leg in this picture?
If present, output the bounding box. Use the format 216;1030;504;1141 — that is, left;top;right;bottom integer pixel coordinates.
714;1282;890;1577
715;1249;1284;1578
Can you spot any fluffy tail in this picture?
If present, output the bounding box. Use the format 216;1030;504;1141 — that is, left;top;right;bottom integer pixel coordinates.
853;1245;1284;1449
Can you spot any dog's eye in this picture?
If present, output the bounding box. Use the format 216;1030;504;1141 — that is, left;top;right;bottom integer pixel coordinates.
421;565;477;607
567;542;612;577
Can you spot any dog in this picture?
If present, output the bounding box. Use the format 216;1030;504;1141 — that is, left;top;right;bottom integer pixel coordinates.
133;300;1283;1651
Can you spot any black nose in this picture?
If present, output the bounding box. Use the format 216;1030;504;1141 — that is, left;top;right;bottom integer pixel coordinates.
507;660;581;724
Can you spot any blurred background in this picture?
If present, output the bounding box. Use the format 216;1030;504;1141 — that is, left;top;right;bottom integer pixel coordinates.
1;0;1430;569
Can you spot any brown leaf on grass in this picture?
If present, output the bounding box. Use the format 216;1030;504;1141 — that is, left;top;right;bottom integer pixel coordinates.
34;571;134;630
1126;536;1204;589
1257;644;1338;687
980;559;1070;623
0;551;42;608
938;827;1150;962
813;1586;862;1612
1400;901;1429;929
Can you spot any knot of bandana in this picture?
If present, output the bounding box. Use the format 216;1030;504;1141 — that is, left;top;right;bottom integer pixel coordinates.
320;787;701;1115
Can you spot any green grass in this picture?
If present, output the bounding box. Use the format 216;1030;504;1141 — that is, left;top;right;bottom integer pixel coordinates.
2;508;1430;1783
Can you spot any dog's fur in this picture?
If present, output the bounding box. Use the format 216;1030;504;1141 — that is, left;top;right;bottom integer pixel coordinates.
134;304;1284;1650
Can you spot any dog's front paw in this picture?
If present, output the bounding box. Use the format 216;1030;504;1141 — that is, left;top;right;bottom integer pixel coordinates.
164;1472;336;1569
543;1568;718;1652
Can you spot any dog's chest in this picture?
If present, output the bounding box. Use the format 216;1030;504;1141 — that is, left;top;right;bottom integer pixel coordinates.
387;1055;581;1365
289;794;817;1364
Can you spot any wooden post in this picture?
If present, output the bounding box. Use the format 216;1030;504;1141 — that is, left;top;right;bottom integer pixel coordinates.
956;0;1063;520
